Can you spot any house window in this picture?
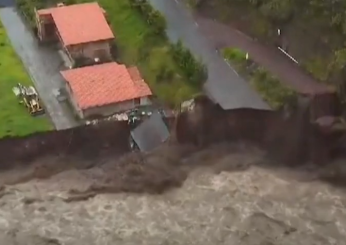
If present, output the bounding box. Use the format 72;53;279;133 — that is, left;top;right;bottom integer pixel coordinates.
134;98;141;106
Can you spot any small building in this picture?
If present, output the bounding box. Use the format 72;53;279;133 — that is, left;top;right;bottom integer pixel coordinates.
60;62;153;119
35;2;114;65
131;111;170;152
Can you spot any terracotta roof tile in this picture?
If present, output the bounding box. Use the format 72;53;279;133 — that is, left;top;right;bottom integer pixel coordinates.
38;2;114;45
60;62;152;109
127;66;152;96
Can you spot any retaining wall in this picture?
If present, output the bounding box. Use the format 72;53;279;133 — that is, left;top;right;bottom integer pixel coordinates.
0;121;131;169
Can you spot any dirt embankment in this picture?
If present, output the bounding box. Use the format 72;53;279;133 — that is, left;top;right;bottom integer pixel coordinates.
0;120;131;169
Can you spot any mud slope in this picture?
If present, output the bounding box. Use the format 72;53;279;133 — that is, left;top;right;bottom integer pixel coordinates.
0;143;345;245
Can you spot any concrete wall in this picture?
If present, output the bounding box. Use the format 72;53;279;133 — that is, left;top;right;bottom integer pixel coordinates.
0;121;131;169
67;40;112;61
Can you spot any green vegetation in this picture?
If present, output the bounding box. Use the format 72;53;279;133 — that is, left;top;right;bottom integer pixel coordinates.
0;21;52;137
171;40;207;87
16;0;45;26
16;0;207;106
212;0;346;33
222;48;248;72
128;0;166;35
302;57;331;83
223;48;297;110
194;0;346;94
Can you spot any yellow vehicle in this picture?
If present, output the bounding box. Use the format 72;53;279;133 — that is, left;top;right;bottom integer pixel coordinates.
13;83;45;116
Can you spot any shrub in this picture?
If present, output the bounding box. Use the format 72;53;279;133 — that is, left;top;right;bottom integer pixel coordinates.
222;47;250;72
222;47;247;62
128;0;166;36
156;65;174;82
16;0;46;26
170;40;207;87
302;57;330;82
250;67;297;110
147;10;166;34
223;47;296;109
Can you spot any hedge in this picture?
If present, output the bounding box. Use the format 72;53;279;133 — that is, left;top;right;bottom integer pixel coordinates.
16;0;44;26
170;40;207;88
128;0;166;35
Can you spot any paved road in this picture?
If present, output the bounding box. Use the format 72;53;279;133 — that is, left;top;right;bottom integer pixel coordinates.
0;7;79;130
0;0;13;7
194;16;330;95
147;0;270;110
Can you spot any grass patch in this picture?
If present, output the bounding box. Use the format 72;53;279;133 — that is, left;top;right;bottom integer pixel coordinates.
223;47;297;110
0;20;52;138
302;56;330;82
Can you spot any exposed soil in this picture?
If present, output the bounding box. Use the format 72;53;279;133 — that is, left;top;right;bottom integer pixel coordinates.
0;142;346;244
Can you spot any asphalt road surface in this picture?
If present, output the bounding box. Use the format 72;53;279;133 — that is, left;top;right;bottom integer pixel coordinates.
147;0;270;110
0;0;12;7
0;7;79;130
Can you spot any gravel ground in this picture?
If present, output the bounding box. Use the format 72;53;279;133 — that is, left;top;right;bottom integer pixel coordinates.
0;143;345;245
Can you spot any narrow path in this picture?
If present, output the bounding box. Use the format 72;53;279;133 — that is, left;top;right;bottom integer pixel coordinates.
0;7;79;130
147;0;270;110
194;16;330;95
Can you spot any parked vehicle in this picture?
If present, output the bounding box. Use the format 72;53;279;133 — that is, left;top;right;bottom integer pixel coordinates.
12;83;45;116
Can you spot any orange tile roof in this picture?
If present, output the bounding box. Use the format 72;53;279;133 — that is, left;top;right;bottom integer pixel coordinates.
127;66;152;96
60;62;152;109
37;2;114;46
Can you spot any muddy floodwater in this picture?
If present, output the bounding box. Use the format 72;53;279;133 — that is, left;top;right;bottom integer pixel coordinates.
0;143;345;245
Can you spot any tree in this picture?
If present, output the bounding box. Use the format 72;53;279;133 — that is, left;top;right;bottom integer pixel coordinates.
148;10;166;34
171;40;208;87
259;0;294;23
